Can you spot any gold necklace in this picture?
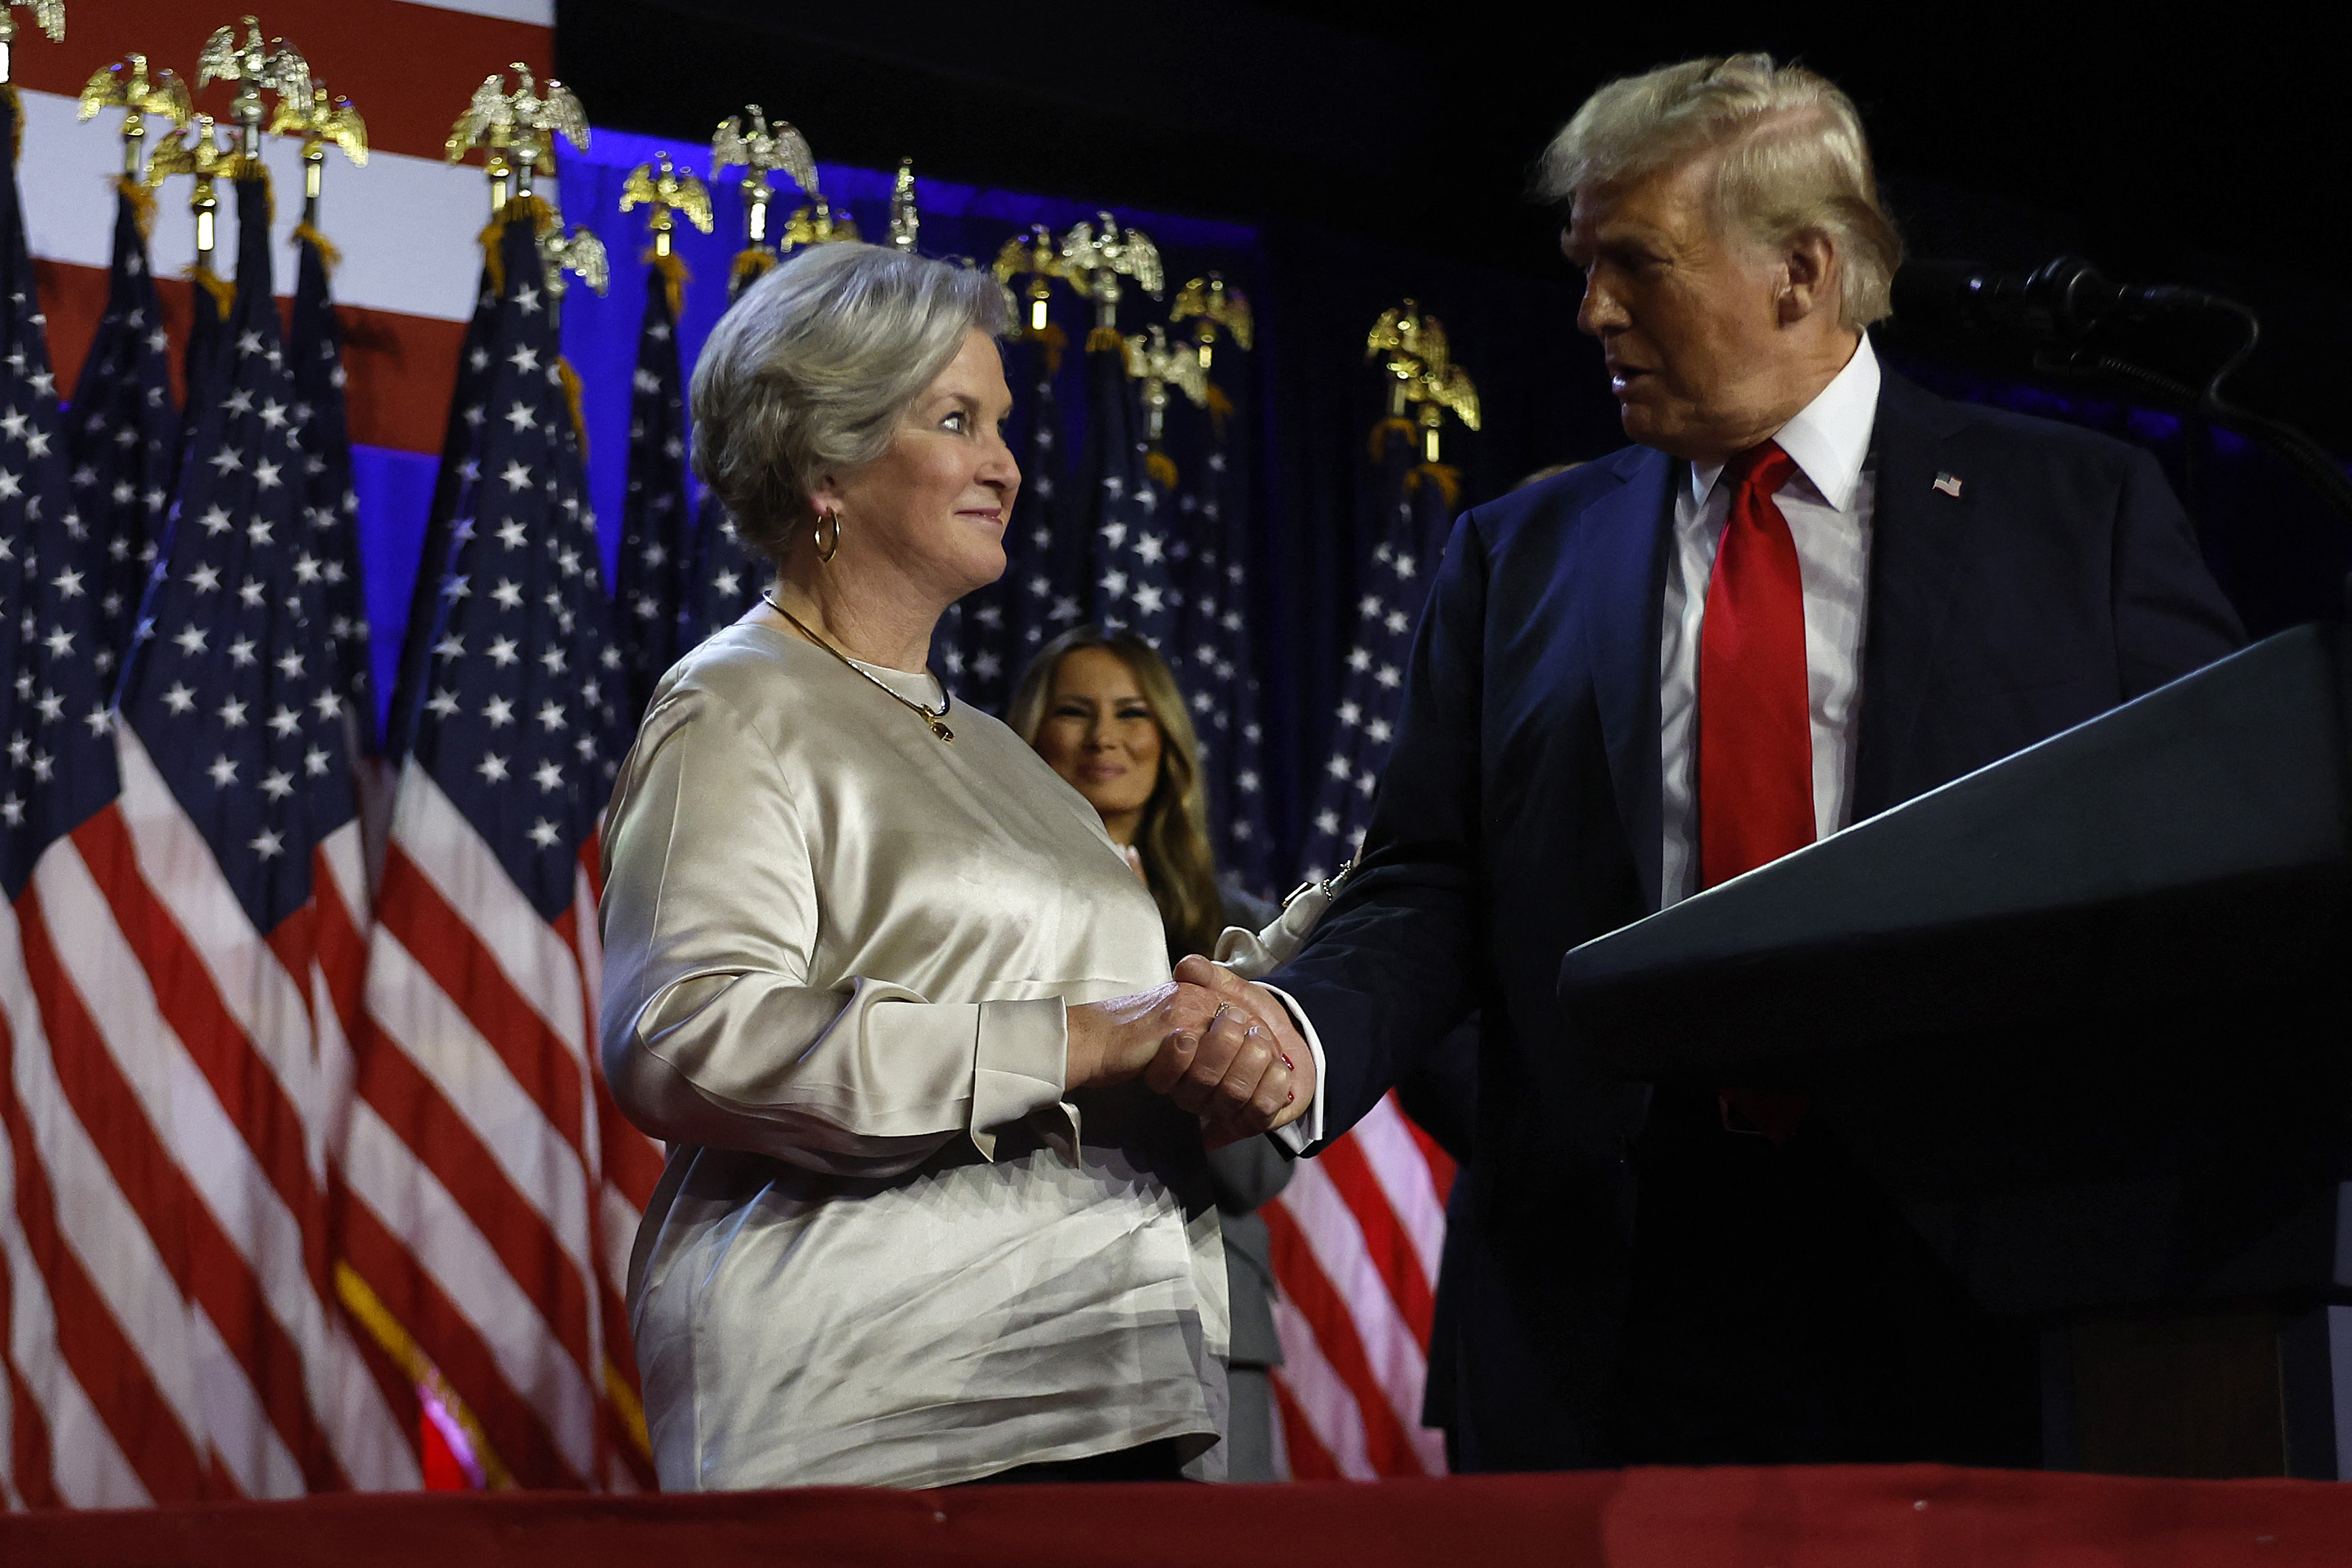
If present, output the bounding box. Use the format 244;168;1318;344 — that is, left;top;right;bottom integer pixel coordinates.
763;592;955;742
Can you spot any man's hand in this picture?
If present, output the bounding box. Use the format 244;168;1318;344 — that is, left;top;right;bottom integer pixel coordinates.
1147;957;1318;1146
1065;976;1291;1091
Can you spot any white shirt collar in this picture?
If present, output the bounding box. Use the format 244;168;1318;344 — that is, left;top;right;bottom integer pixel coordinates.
1688;332;1881;513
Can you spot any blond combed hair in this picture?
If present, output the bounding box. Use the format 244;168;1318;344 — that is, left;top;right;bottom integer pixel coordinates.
1008;627;1227;964
1538;53;1903;330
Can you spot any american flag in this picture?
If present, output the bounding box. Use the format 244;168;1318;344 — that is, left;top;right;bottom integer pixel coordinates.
1269;415;1459;1480
999;326;1075;680
613;265;691;725
289;227;377;758
1172;367;1274;895
683;488;761;651
1082;333;1174;648
61;179;174;676
4;165;412;1504
0;83;144;1506
1295;419;1451;882
680;252;770;653
385;259;499;758
346;200;659;1492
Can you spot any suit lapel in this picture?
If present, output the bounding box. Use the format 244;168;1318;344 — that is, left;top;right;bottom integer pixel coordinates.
1853;371;1972;819
1580;447;1675;913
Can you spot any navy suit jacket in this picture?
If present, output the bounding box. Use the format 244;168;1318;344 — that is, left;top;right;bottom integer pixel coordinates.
1271;369;2246;1468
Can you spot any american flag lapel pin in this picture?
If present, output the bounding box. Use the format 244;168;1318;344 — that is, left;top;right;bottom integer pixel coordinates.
1932;472;1963;499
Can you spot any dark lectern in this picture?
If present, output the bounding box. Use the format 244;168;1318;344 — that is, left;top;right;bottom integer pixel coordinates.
1559;622;2352;1479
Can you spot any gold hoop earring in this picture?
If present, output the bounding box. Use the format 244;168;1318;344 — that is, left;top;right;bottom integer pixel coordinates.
812;507;841;563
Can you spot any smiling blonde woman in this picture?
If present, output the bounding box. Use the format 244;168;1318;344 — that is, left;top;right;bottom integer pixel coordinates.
597;244;1317;1491
1008;626;1230;963
1009;626;1297;1482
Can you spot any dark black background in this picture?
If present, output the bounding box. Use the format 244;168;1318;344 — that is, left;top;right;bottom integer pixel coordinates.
560;1;2351;448
558;1;2352;875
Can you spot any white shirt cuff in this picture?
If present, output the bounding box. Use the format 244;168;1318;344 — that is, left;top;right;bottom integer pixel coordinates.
1253;982;1326;1154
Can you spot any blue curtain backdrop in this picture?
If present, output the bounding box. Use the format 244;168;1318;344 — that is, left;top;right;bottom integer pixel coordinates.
344;129;2352;889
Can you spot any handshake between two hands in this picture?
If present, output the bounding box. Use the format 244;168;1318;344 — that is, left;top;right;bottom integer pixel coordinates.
1064;955;1317;1148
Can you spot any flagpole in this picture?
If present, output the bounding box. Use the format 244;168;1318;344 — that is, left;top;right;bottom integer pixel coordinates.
620;149;711;272
77;53;192;183
196;16;308;167
710;104;812;298
614;153;710;721
1168;273;1272;891
1063;211;1170;642
981;224;1082;694
888;157;919;253
270;77;367;232
686;105;818;655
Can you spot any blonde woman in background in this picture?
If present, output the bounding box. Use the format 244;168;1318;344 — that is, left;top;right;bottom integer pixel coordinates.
1011;626;1297;1483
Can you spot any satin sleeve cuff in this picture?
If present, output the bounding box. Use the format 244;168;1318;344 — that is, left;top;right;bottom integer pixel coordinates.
970;997;1072;1159
1254;982;1327;1154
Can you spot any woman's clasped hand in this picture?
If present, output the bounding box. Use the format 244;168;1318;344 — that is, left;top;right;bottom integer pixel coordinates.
1065;955;1316;1146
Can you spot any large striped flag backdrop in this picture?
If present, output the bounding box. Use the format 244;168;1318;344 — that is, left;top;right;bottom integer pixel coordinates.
0;77;151;1507
1270;409;1461;1480
1;145;412;1504
343;199;658;1493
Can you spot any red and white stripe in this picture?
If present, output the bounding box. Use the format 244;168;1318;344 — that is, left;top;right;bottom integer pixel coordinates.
345;762;655;1490
18;0;553;461
3;0;676;1503
0;729;418;1507
1267;1092;1455;1478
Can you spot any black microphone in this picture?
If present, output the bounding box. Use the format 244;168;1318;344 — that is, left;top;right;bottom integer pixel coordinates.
1893;256;2219;343
1890;257;2352;523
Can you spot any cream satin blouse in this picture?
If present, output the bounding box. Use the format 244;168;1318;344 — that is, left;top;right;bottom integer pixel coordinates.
599;624;1228;1490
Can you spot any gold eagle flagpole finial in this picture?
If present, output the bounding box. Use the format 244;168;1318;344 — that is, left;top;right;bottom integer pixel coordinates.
1366;300;1480;465
270;78;366;230
620;150;712;259
79;53;192;181
1172;274;1253;375
0;1;65;88
887;157;919;253
143;111;240;279
991;223;1078;338
622;150;711;321
1123;321;1209;488
710;103;812;293
447;61;589;213
196;15;309;163
1059;212;1162;345
777;145;855;254
538;193;609;326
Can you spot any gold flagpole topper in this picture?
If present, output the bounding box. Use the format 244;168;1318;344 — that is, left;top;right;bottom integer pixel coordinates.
78;53;192;181
196;16;310;163
447;62;589;211
270;78;367;230
0;1;66;88
1367;301;1481;465
711;104;812;276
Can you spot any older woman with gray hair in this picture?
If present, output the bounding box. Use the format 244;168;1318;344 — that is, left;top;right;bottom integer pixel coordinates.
599;241;1318;1490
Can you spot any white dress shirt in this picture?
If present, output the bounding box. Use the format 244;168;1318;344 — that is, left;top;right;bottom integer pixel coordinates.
1657;334;1882;907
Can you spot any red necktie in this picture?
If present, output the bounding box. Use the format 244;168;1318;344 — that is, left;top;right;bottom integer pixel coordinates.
1697;440;1813;890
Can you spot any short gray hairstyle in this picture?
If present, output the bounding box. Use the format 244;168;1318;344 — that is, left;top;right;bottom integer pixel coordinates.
689;241;1012;568
1538;54;1903;330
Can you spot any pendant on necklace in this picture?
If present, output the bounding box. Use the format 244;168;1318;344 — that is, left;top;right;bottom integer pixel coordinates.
930;719;955;742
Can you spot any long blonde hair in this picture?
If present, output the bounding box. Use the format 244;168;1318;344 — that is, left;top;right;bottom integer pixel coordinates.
1009;626;1226;962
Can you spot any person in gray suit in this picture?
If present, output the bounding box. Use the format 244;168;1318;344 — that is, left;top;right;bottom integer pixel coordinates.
1012;626;1296;1481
